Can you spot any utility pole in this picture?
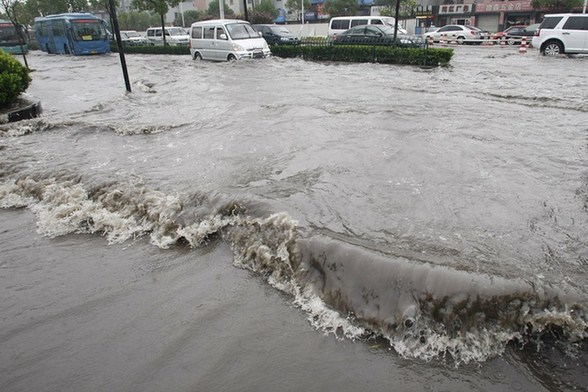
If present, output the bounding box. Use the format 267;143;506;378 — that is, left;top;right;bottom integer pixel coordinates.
109;0;131;93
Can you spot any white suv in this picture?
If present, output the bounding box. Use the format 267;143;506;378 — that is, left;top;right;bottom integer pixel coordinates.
532;13;588;56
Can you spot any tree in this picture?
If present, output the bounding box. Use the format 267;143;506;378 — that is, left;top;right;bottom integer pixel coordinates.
323;0;357;17
174;9;199;27
206;0;234;18
23;0;89;16
531;0;582;11
284;0;310;15
132;0;180;45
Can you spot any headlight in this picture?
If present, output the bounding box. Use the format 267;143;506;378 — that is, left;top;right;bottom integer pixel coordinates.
232;43;245;51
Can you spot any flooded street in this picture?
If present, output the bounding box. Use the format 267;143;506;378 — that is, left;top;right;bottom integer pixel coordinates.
1;46;587;391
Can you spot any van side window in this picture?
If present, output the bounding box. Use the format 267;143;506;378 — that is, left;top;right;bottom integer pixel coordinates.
331;20;350;30
192;26;202;39
351;19;368;27
371;19;383;25
216;27;228;40
155;29;162;37
147;29;154;37
204;26;215;39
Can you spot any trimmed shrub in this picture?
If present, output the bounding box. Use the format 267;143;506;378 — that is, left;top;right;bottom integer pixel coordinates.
0;49;31;107
110;43;190;55
270;44;453;67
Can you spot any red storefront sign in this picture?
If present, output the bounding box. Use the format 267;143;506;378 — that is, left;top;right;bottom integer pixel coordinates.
476;0;533;13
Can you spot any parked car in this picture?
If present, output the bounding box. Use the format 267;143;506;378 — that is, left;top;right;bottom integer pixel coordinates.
532;13;588;56
252;24;300;45
332;25;424;47
491;24;539;45
145;26;190;46
119;30;148;46
424;25;485;44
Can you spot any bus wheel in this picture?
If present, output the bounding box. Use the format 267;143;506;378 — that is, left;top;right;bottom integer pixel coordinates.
64;45;70;54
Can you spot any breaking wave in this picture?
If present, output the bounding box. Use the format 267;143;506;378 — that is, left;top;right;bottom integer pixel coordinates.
0;173;586;365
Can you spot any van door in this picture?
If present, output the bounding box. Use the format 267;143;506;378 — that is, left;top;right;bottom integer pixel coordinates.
214;26;232;60
201;25;215;59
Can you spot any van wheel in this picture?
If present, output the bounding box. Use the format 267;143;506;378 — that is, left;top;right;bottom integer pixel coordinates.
227;54;237;61
193;52;202;60
543;41;563;56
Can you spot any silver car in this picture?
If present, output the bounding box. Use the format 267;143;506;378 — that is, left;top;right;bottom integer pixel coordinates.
424;25;485;45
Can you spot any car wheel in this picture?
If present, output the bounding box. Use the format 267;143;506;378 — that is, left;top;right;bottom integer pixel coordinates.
457;36;465;45
227;54;237;61
507;37;516;45
193;52;202;60
543;41;563;56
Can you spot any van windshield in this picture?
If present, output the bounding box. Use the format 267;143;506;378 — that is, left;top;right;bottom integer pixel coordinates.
226;23;259;40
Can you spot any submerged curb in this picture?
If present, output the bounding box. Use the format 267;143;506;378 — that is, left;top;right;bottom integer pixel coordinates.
0;95;42;124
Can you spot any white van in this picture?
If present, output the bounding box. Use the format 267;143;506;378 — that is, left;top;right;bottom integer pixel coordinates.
145;26;190;46
189;19;271;61
328;16;407;37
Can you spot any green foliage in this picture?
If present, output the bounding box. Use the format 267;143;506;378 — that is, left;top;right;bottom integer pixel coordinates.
206;0;234;18
117;11;159;31
255;0;278;17
132;0;180;16
110;42;189;54
531;0;582;11
249;11;275;24
269;43;453;66
323;0;358;17
0;49;31;106
284;0;310;12
175;10;200;27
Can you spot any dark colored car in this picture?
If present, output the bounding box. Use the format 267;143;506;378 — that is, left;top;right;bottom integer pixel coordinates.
333;25;424;47
252;24;300;45
491;24;539;45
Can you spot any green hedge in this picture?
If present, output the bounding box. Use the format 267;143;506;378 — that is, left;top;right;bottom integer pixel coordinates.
0;49;31;107
107;41;453;66
270;44;453;67
110;43;190;55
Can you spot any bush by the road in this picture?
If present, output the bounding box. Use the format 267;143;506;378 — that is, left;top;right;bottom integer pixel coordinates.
110;43;190;55
107;41;453;66
270;44;453;66
0;49;31;107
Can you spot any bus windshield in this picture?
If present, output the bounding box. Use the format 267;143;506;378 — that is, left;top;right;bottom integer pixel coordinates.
71;19;107;41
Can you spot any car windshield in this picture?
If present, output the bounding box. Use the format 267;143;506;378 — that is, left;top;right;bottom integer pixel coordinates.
166;28;185;36
226;23;259;40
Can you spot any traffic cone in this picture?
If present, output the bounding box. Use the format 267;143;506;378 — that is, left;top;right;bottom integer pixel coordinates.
428;35;433;47
440;33;446;46
451;34;457;45
500;37;506;47
519;37;527;53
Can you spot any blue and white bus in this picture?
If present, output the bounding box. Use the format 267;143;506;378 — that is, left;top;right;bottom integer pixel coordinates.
34;13;110;55
0;20;28;55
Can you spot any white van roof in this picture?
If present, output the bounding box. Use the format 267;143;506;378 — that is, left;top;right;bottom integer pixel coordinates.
190;19;251;27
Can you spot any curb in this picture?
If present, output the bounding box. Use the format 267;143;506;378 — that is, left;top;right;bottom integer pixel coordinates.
0;95;43;124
